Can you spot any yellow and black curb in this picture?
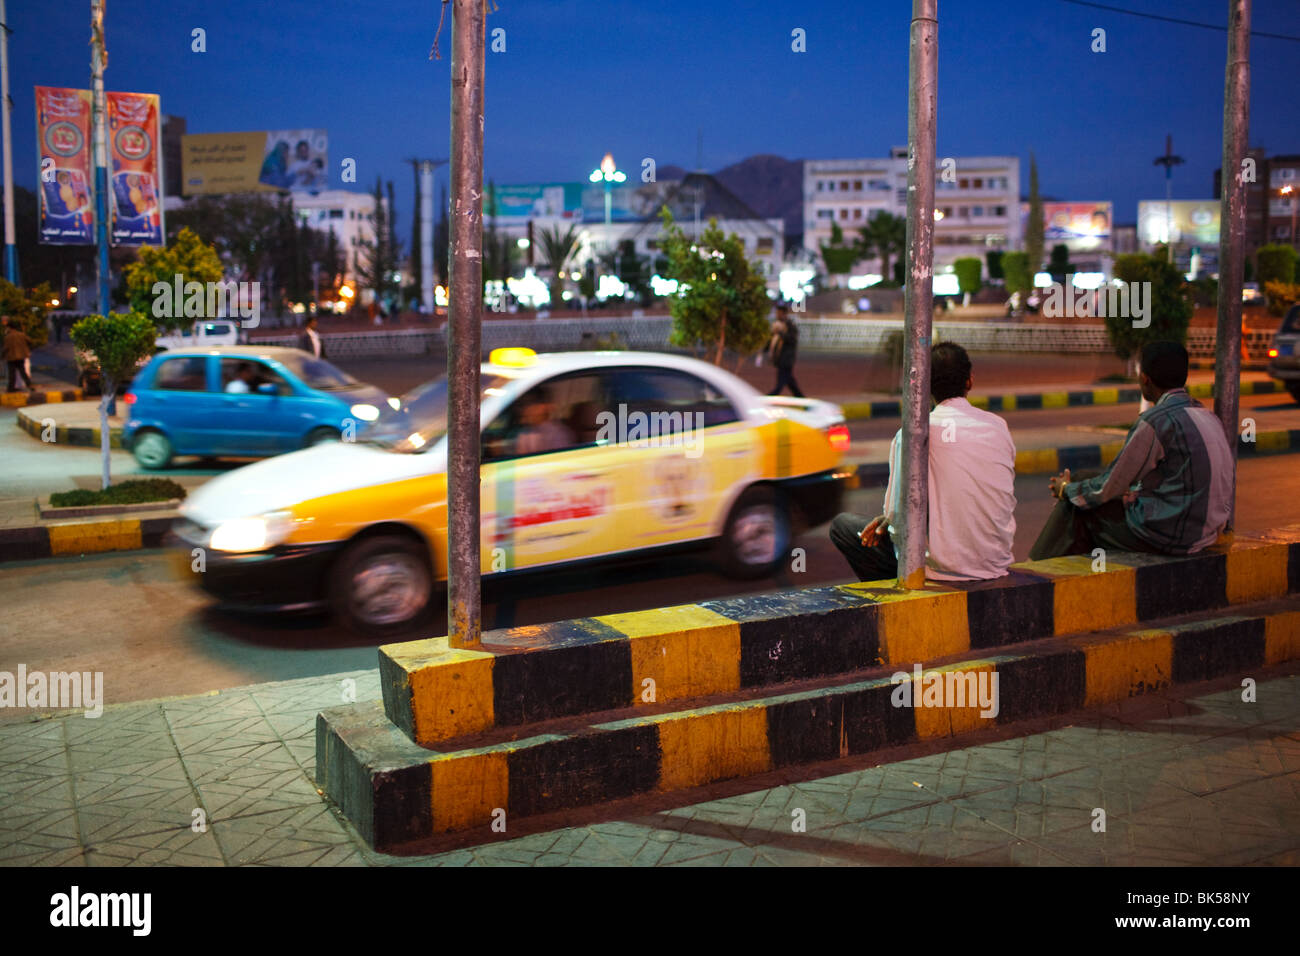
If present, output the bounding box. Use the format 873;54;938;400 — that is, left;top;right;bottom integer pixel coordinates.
0;515;173;562
839;379;1285;422
319;602;1300;849
319;530;1300;848
0;387;82;409
15;404;123;448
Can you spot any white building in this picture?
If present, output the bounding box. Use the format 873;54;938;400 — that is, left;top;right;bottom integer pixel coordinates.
289;189;379;283
804;149;1021;278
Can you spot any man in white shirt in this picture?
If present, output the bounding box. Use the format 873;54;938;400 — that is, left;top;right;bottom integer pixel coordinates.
830;342;1017;582
298;316;325;358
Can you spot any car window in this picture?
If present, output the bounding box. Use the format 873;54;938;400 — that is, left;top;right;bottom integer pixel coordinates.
275;353;359;390
606;367;739;431
483;372;607;461
204;323;233;336
1281;305;1300;335
366;374;510;453
220;358;290;394
153;356;208;391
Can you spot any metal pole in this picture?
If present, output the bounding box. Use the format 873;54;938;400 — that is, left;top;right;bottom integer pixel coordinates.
91;0;110;316
420;160;436;313
0;0;16;283
898;0;937;590
1214;0;1250;532
446;0;485;648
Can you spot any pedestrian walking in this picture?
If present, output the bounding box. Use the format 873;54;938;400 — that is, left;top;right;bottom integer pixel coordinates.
766;303;803;398
2;315;34;392
298;315;326;359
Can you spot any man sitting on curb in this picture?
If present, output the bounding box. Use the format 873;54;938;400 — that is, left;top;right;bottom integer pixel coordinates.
1030;340;1233;559
830;341;1018;582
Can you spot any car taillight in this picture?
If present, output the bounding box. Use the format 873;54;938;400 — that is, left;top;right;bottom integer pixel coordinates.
826;423;850;451
1269;348;1279;358
122;392;136;405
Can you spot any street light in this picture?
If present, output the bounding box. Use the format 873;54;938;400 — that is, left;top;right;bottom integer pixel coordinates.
1282;184;1298;250
589;152;626;248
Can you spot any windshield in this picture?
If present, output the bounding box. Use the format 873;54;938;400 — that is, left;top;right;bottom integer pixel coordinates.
1281;304;1300;335
276;353;360;390
365;373;511;453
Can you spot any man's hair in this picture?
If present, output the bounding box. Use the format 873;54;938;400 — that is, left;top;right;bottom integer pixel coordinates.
930;341;972;402
775;302;788;314
1139;340;1189;390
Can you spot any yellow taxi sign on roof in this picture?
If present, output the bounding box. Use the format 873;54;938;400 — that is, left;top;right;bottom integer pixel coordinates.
489;347;537;368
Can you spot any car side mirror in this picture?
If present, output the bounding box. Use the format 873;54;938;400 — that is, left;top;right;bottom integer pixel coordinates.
256;383;278;396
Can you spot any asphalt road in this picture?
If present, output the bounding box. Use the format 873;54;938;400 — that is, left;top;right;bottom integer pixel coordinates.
3;455;1299;713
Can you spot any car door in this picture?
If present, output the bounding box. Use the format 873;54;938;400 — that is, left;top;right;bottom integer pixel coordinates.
604;366;756;551
216;358;305;454
478;371;617;575
147;355;218;452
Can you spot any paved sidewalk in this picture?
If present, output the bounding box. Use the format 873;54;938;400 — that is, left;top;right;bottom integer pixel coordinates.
1;663;1295;866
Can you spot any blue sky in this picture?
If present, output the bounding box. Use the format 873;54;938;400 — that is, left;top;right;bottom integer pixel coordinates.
12;0;1297;243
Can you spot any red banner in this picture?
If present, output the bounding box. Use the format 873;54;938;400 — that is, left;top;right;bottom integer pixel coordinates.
107;91;163;245
35;86;94;245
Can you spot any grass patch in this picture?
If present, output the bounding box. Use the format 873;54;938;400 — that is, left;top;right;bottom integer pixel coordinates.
49;478;187;508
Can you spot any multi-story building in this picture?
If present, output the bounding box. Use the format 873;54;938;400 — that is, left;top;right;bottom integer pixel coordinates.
1214;149;1300;262
803;149;1021;278
288;189;379;283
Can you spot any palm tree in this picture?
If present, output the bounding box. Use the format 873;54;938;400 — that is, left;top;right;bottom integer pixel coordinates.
859;212;906;284
535;224;580;307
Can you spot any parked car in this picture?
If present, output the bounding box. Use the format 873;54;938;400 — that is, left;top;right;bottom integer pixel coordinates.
122;345;391;468
155;320;240;351
170;347;854;634
1266;303;1300;403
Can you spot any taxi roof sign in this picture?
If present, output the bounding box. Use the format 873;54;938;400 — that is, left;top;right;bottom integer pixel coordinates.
489;347;537;368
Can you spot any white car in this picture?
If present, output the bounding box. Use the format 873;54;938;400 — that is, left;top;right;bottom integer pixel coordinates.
155;320;240;352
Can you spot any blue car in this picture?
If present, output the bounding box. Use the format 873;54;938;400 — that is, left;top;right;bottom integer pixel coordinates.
122;346;392;469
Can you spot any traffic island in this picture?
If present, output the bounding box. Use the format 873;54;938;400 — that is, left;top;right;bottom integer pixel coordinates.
15;401;124;448
317;528;1300;849
1;387;83;408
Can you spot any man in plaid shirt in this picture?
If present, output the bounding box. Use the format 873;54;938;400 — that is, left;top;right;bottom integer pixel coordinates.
1030;340;1233;558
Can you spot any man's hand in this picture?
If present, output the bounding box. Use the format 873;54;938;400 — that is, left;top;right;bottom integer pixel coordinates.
859;515;887;547
1047;468;1072;501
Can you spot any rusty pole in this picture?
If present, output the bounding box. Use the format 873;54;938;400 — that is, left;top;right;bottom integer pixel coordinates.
1214;0;1250;531
446;0;485;647
898;0;937;589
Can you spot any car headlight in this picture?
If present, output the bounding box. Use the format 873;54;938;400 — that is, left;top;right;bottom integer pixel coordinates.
350;403;380;422
386;396;401;410
209;511;295;553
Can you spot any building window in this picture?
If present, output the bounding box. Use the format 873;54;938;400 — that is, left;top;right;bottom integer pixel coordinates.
839;209;849;220
757;237;774;254
1278;169;1296;181
852;208;862;220
816;181;825;191
329;209;343;219
817;209;833;219
958;178;969;189
646;239;659;249
853;180;863;191
840;181;850;191
993;205;1006;217
972;178;983;188
971;206;984;217
826;180;835;192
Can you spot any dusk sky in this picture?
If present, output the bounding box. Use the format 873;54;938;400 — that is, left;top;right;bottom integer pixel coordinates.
15;0;1298;243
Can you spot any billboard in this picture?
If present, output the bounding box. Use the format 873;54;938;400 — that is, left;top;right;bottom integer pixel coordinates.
182;129;328;195
1137;200;1220;249
1020;201;1112;250
35;86;94;245
488;183;584;219
107;91;163;245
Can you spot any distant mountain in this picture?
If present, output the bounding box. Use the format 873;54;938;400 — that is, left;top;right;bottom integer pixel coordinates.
647;155;805;243
712;154;804;243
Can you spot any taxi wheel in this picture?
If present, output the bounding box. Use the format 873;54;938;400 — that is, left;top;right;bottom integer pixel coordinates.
132;430;173;470
330;534;433;636
718;486;790;579
305;427;341;447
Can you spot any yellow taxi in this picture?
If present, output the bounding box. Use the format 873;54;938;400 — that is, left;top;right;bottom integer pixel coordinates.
172;348;854;633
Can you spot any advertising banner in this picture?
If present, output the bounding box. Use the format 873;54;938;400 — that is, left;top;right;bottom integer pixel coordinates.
35;86;94;245
107;91;163;245
489;183;584;219
1019;201;1113;250
182;129;328;195
1137;200;1220;248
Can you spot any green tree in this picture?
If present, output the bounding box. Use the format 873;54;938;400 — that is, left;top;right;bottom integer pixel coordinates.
658;208;770;368
1257;244;1299;315
859;211;906;286
986;249;1005;281
1024;153;1044;273
535;223;580;307
357;178;402;309
168;193;281;288
1002;251;1032;296
952;257;982;305
1106;253;1193;368
0;279;54;348
820;222;858;286
69;312;158;490
122;227;223;332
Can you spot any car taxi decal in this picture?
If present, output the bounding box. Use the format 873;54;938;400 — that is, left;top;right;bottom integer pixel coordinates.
489;456;517;571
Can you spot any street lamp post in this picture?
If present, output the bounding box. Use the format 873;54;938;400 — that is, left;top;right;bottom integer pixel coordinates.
1282;184;1297;249
589;153;625;251
1154;135;1185;265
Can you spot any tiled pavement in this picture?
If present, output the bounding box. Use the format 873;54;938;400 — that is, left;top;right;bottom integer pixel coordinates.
1;665;1297;867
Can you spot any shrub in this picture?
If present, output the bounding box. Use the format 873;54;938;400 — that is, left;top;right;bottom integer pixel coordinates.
49;478;187;508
